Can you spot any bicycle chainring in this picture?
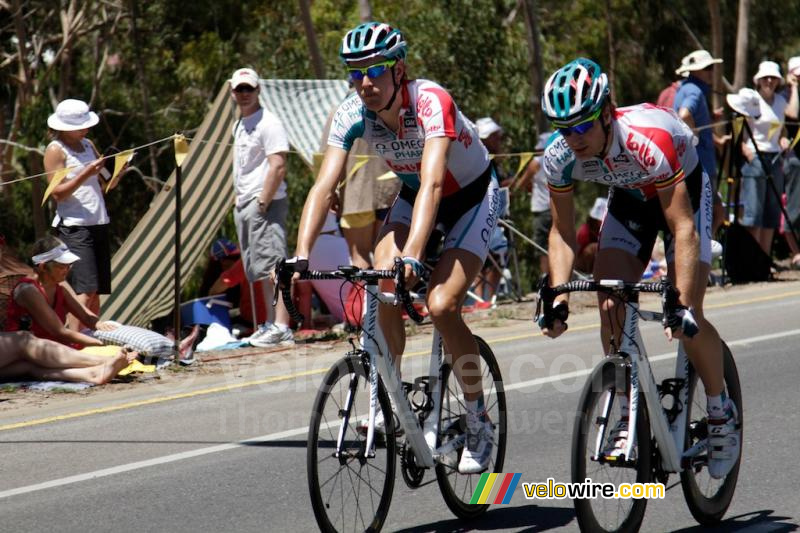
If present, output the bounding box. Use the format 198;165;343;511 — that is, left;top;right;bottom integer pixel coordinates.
400;442;425;488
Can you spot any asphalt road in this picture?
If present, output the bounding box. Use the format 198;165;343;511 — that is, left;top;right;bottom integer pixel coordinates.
1;281;799;532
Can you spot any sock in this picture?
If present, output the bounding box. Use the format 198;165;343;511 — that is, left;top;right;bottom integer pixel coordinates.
275;323;289;332
707;391;727;418
465;395;487;425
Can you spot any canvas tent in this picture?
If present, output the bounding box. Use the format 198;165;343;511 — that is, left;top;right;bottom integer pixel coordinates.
100;79;348;327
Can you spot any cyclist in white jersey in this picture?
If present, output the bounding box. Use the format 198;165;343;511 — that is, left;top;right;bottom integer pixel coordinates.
538;58;740;479
287;22;499;474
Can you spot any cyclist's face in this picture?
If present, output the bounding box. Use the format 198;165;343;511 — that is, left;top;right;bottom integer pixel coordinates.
561;108;610;159
350;59;403;111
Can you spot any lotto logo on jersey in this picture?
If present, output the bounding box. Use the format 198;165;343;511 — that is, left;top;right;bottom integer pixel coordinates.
417;95;434;118
625;132;656;167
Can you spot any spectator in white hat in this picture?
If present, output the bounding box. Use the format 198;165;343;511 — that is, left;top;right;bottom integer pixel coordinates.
43;99;116;330
475;117;512;186
730;60;791;256
781;56;800;267
673;50;727;234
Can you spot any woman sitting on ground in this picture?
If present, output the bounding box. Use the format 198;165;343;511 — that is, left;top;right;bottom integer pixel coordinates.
0;331;137;385
4;235;119;348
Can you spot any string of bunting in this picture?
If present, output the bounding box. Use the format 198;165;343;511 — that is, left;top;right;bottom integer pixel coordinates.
8;118;800;201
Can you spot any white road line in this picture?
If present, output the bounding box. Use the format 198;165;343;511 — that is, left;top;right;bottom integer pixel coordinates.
2;328;799;501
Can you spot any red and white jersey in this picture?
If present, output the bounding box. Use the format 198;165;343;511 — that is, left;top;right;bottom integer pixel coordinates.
542;104;699;200
328;79;490;196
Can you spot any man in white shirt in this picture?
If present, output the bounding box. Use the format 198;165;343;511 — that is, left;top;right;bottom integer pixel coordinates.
229;67;293;346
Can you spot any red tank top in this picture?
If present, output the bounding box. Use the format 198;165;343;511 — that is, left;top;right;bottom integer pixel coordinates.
5;277;70;344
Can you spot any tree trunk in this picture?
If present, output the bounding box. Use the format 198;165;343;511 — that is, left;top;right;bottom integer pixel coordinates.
298;0;326;79
128;0;160;179
733;0;750;90
604;0;617;103
358;0;372;21
521;0;547;133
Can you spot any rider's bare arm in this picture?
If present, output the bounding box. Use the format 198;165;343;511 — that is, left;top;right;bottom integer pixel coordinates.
548;190;578;299
295;145;349;258
657;179;700;308
401;136;450;261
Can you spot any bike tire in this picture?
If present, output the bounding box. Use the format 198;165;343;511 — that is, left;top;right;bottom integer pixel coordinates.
307;354;396;533
572;356;652;533
435;335;507;519
680;341;742;525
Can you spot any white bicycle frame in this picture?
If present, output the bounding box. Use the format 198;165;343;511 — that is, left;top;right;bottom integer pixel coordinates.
337;279;464;469
593;286;696;473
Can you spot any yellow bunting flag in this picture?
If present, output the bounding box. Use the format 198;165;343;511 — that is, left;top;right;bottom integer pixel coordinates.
41;167;70;206
346;155;370;180
312;152;324;177
173;134;189;167
790;127;800;151
488;153;495;160
105;150;135;192
376;171;397;181
767;121;782;140
514;152;534;178
732;117;744;140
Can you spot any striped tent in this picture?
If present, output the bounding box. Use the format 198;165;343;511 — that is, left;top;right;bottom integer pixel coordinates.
101;80;348;327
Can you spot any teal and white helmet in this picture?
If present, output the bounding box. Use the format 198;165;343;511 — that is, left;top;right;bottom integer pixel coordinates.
339;22;407;64
542;58;609;126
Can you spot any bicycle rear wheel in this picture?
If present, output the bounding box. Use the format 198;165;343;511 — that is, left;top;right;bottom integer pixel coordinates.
572;356;651;533
307;354;396;533
435;335;507;519
680;341;742;525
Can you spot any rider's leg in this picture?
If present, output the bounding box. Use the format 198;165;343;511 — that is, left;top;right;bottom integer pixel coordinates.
666;260;724;395
426;248;484;401
593;248;647;353
373;222;409;370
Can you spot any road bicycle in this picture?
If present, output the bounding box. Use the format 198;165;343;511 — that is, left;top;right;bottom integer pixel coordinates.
536;278;742;532
276;259;507;533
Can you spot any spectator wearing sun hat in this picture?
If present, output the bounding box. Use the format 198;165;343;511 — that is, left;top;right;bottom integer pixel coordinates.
728;60;790;256
780;56;800;267
674;49;727;233
43;99;116;330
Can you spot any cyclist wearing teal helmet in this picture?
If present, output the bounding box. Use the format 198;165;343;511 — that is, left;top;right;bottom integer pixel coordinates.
290;22;501;474
539;58;740;479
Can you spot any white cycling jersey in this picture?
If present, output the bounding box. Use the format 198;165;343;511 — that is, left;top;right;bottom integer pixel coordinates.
328;79;490;196
543;104;699;201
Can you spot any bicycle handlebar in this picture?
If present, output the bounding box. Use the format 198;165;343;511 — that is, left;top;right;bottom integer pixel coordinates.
273;258;426;329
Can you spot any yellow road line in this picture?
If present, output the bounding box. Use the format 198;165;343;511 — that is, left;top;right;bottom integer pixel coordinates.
3;289;798;432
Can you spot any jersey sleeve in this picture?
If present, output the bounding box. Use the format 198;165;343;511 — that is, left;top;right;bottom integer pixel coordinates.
415;84;457;140
542;135;575;194
327;94;365;151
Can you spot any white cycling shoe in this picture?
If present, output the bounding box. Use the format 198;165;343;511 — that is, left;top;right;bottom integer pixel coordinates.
458;416;494;474
707;401;741;479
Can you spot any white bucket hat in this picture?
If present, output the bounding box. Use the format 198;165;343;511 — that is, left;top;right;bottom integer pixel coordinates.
229;67;259;88
675;50;723;75
726;88;762;118
753;60;782;84
475;117;502;139
788;56;800;77
47;99;99;131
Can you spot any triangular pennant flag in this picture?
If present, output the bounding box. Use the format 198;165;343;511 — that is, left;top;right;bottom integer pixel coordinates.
790;127;800;152
767;121;782;140
488;153;496;160
376;171;397;181
515;152;534;178
732;117;744;140
174;134;189;167
346;155;370;180
312;152;324;177
105;150;135;192
41;167;70;206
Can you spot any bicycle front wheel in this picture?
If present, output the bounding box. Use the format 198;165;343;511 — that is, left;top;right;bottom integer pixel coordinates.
572;356;652;533
435;335;507;519
680;341;742;525
307;354;396;533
